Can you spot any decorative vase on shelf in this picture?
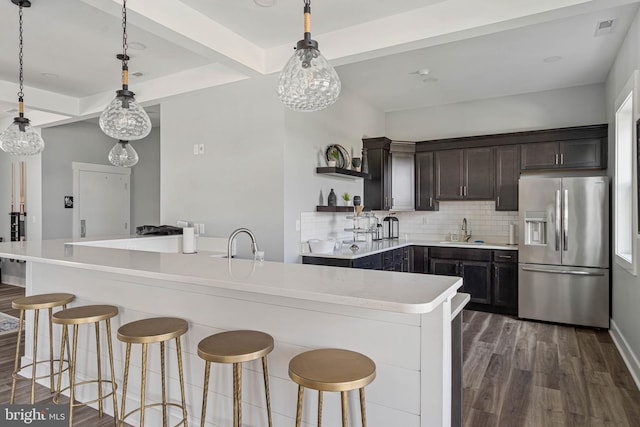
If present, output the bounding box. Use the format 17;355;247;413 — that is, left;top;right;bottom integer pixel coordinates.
328;189;337;206
352;157;361;172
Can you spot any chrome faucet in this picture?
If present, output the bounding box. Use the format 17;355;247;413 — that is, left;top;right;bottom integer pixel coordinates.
227;228;259;258
462;218;472;242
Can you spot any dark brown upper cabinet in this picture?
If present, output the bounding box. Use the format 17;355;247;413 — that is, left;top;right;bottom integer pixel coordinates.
495;145;520;211
415;152;437;211
435;148;493;200
521;138;604;170
363;138;392;211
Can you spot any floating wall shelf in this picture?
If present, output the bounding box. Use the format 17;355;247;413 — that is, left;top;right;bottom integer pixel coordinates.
316;205;355;213
316;167;370;179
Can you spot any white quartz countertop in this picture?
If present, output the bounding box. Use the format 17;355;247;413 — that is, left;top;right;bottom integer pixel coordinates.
0;239;462;315
303;239;518;260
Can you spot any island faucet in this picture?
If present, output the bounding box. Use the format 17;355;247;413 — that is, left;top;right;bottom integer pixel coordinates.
227;228;259;258
462;218;472;242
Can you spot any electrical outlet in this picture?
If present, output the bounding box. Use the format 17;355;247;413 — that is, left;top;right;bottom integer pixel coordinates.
193;144;199;155
198;144;205;154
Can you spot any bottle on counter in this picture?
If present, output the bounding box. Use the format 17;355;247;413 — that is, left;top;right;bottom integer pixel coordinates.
328;189;337;206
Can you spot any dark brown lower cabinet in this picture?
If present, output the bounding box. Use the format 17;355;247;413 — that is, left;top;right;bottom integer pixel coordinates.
461;261;492;305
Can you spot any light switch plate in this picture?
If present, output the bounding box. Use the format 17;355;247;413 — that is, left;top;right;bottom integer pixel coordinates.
193;144;199;155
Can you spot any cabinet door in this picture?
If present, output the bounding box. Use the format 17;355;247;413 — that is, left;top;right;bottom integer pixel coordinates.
415;152;437;210
495;145;520;211
461;261;492;305
364;147;392;210
493;262;518;315
391;153;415;210
435;149;464;200
521;142;558;170
464;147;494;199
559;139;603;169
382;251;395;271
352;253;382;270
430;258;460;276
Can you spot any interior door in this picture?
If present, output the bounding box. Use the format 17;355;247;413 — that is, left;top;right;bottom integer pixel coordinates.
561;177;608;267
73;163;131;239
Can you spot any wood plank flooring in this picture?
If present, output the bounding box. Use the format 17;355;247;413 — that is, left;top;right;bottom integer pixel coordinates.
463;310;640;427
2;283;639;426
0;283;119;426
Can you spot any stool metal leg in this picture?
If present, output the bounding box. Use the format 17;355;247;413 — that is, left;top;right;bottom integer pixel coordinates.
237;363;242;427
341;391;348;427
233;364;238;427
140;343;148;427
31;309;40;404
176;337;188;427
261;356;273;427
359;388;367;427
200;361;211;427
69;324;79;426
120;343;131;426
10;309;24;404
161;341;167;427
95;322;103;417
48;307;54;392
295;385;304;427
105;319;118;427
55;325;68;402
318;390;323;427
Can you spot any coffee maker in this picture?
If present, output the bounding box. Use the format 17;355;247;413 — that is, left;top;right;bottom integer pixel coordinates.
383;215;399;239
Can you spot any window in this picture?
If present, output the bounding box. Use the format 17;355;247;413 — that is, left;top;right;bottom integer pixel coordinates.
615;72;637;274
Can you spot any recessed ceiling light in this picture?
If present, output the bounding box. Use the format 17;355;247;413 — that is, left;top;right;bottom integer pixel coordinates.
254;0;276;7
543;56;563;63
410;68;430;76
131;72;144;78
127;42;147;50
41;72;59;79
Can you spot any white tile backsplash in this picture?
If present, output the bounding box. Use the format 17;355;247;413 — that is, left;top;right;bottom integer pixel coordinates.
301;201;519;245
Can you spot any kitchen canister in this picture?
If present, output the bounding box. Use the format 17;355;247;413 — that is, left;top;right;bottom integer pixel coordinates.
508;222;516;245
182;227;197;253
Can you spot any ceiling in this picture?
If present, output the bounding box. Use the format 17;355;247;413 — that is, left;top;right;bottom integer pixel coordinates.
0;0;637;129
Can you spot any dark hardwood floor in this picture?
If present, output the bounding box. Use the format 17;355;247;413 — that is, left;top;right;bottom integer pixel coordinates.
2;283;639;426
462;310;640;427
0;283;118;426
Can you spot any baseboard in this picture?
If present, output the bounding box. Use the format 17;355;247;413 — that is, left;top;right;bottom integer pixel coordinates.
609;319;640;390
2;274;25;287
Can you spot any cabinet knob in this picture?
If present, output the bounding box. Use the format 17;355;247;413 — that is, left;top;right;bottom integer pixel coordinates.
498;255;512;259
429;197;433;207
560;153;564;164
555;154;559;165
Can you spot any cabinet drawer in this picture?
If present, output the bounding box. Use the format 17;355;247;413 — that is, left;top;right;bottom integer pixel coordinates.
493;250;518;263
430;247;491;262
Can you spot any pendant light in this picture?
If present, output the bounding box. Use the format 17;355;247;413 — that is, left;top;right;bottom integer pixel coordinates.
0;0;45;156
277;0;341;112
108;140;138;167
99;0;151;140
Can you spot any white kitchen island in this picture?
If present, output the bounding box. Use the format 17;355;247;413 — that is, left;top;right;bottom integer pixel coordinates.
0;238;464;427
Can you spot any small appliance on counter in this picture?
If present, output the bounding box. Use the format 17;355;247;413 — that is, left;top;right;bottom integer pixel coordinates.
383;215;399;239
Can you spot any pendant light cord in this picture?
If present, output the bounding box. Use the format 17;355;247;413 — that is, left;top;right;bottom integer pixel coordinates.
17;6;24;105
121;0;128;67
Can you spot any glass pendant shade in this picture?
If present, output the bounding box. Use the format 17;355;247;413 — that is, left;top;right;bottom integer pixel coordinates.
108;140;139;167
99;93;151;140
277;47;341;112
0;118;44;156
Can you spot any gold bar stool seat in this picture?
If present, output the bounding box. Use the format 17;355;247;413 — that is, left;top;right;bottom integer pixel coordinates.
10;292;75;404
197;330;274;427
289;349;376;427
117;317;189;427
52;304;119;426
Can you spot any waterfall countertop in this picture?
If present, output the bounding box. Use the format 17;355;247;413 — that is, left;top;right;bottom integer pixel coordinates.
303;239;518;260
0;238;462;314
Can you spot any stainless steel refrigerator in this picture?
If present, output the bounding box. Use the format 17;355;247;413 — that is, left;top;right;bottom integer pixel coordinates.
518;176;609;328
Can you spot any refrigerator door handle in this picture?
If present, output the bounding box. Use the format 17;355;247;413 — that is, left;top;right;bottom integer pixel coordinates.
563;189;569;251
521;266;605;276
555;190;561;251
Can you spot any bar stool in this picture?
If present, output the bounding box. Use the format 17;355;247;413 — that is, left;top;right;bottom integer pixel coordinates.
197;330;274;427
53;305;119;426
117;317;189;427
288;349;376;427
10;292;74;404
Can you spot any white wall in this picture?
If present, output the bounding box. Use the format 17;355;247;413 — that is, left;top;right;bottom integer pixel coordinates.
161;75;385;262
41;122;160;239
605;6;640;386
161;75;287;261
283;88;386;262
387;84;606;141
